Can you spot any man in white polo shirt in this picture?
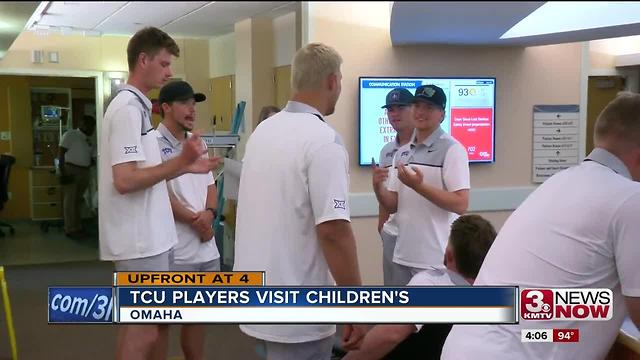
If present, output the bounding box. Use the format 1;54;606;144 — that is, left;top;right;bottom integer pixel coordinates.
375;84;470;285
99;27;221;360
157;80;220;360
59;115;95;238
372;87;415;285
442;92;640;359
234;42;365;360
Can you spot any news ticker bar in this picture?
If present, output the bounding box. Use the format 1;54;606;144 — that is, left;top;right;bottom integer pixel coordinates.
521;329;580;343
113;272;265;286
49;285;517;324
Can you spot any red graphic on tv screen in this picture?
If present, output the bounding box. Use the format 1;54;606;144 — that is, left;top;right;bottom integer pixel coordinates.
450;108;493;161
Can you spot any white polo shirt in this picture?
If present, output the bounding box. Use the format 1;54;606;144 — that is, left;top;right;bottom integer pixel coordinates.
234;100;350;343
387;128;469;269
442;148;640;360
157;123;220;265
60;128;92;167
408;267;468;331
379;138;401;237
98;85;177;261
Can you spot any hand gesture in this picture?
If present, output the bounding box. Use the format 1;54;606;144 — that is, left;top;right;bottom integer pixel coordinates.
181;131;207;163
397;163;423;189
186;156;223;174
371;158;389;189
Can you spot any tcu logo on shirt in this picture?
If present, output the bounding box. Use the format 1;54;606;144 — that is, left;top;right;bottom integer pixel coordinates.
397;150;412;165
124;146;138;154
161;148;173;155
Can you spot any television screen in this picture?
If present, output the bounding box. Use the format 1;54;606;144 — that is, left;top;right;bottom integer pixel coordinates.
359;77;496;165
41;105;62;121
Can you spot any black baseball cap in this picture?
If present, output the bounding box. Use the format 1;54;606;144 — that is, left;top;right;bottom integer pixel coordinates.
381;88;413;109
159;81;206;104
412;84;446;110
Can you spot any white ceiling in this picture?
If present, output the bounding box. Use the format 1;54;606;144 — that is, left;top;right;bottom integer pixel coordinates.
390;1;640;46
30;1;296;38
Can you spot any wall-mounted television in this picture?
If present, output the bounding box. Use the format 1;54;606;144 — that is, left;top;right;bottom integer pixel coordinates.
359;77;496;165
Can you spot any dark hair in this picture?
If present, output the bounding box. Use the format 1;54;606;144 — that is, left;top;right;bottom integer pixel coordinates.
82;115;96;126
450;214;497;279
258;105;280;124
81;115;96;127
127;27;179;72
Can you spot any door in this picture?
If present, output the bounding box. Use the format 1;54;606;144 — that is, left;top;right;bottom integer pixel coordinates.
209;75;235;132
586;76;625;155
274;65;291;110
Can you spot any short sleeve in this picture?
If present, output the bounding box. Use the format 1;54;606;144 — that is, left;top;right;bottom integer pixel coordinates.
308;142;350;225
443;143;470;192
109;105;146;165
613;192;640;297
59;130;73;149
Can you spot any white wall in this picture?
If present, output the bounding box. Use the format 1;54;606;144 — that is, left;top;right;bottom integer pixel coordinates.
273;12;296;66
209;32;236;78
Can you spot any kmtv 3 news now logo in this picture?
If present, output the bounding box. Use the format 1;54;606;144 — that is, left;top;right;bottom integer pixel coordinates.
520;289;612;321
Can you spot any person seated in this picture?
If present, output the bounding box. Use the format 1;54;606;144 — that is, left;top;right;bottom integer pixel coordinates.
343;214;497;360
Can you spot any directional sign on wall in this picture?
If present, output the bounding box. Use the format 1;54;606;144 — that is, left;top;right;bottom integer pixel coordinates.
532;105;580;183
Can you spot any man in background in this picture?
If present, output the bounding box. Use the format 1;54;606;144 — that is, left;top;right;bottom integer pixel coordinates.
59;115;95;238
372;87;414;285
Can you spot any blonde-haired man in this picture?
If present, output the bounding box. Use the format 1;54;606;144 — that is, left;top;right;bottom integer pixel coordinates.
234;42;365;359
443;92;640;359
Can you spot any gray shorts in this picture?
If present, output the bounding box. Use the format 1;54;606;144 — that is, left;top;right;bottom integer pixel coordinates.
171;258;221;272
264;335;334;360
114;249;173;271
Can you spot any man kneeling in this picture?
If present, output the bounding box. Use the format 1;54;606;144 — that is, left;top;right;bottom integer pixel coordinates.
344;214;496;360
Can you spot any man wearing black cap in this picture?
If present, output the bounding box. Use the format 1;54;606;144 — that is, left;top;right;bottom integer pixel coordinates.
375;84;470;285
156;80;221;360
372;87;414;285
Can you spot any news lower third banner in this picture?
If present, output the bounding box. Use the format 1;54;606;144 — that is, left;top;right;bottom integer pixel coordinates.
48;272;518;324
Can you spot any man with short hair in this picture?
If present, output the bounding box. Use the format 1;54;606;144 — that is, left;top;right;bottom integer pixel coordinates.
372;88;415;285
99;27;220;360
442;92;640;359
59;115;96;238
343;214;496;360
234;42;365;360
375;84;470;285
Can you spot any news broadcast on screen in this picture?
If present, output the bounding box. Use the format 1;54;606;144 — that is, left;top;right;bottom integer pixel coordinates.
47;273;621;345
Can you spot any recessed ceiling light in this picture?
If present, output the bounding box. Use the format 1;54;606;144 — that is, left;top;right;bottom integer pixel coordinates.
502;2;640;39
